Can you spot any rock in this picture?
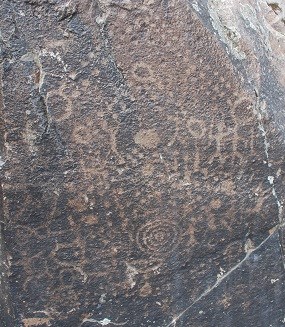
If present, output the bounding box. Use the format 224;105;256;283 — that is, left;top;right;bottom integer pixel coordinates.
0;0;285;326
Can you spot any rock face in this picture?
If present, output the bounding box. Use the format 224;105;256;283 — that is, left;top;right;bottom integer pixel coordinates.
1;0;285;326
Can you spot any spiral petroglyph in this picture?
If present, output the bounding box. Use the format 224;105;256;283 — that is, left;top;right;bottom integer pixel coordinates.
136;220;180;255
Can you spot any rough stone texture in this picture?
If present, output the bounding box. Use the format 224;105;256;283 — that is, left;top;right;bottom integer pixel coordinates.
0;0;285;326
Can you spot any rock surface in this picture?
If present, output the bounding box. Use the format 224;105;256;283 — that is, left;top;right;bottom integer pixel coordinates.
0;0;285;326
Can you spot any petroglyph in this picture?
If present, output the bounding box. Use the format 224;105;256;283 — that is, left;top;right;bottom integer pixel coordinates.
1;0;285;325
136;219;180;255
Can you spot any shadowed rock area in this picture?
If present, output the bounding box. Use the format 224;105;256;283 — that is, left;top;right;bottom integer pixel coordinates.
0;0;285;326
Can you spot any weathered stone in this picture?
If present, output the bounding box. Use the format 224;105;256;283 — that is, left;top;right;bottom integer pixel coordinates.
1;0;285;326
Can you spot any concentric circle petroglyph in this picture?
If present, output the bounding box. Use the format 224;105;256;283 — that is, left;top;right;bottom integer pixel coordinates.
136;220;180;255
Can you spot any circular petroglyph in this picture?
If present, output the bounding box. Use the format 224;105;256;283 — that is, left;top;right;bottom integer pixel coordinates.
136;220;180;255
186;119;206;138
134;129;160;149
132;62;155;82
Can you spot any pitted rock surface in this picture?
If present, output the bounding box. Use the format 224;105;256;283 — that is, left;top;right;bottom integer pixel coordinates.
1;0;285;326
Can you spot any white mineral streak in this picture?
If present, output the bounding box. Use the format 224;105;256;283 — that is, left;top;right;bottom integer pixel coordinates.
166;231;276;326
82;317;127;326
0;156;5;169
